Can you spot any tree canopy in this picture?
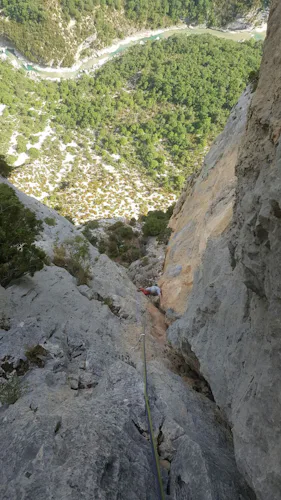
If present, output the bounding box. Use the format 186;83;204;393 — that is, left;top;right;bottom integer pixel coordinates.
53;35;262;187
0;34;262;198
0;184;46;286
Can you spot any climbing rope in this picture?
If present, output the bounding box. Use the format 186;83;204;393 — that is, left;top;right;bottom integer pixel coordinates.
141;317;166;500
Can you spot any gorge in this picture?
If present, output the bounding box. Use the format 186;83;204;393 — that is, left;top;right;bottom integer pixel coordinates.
0;1;280;499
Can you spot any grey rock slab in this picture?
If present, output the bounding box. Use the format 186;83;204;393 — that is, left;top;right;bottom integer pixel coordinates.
0;264;254;500
0;179;256;500
78;284;99;300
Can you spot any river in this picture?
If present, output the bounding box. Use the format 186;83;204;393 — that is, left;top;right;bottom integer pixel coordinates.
3;23;266;81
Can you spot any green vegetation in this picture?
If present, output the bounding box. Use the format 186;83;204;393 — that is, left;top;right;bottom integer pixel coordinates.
25;344;48;367
0;184;46;287
0;34;262;219
102;296;121;315
129;217;137;226
84;208;174;269
123;0;270;27
103;296;114;309
28;148;40;159
0;156;12;178
0;2;74;66
85;220;99;230
108;221;134;239
248;67;260;91
53;236;92;285
44;217;57;226
82;205;175;272
81;221;99;244
60;0;270;25
0;314;10;331
0;0;46;23
0;35;262;196
50;36;263;188
0;0;130;66
97;220;141;263
0;0;269;65
0;374;21;405
82;227;98;246
143;206;173;243
141;256;149;266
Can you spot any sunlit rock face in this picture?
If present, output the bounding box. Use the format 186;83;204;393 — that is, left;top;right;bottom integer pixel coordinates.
166;2;281;498
160;88;252;314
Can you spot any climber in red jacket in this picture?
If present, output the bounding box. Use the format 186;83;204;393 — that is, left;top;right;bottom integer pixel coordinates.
139;284;161;297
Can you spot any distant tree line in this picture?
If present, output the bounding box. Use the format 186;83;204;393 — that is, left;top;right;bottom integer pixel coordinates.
60;0;271;25
0;0;46;23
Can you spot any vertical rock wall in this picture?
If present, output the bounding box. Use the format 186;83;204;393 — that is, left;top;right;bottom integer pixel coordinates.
166;2;281;499
160;88;252;315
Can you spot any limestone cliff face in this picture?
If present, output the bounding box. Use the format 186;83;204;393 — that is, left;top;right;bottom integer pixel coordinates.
160;88;252;314
165;1;281;499
0;180;254;499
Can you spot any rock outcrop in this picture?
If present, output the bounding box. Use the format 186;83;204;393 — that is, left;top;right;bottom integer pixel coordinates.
128;236;165;288
0;180;255;499
225;8;269;31
165;1;281;499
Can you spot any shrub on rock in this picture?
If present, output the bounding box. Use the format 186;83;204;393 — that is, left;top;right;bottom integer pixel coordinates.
0;184;46;287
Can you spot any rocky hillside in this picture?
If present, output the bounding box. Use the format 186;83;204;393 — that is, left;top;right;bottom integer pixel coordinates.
163;1;281;498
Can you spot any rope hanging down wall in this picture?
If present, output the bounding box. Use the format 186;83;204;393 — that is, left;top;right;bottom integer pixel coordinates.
141;318;165;500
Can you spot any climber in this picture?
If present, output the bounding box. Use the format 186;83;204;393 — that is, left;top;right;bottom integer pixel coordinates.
139;284;161;297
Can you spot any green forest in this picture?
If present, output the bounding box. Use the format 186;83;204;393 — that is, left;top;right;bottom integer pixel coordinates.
0;0;269;65
60;0;270;25
1;34;262;197
1;0;270;24
54;35;262;188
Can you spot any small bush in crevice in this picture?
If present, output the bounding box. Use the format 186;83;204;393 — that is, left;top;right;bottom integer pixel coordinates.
25;345;48;368
141;256;149;267
121;246;141;263
103;297;114;309
0;374;21;405
85;220;99;230
0;314;10;331
108;221;123;231
103;297;121;316
82;226;98;247
98;239;107;254
248;69;260;92
44;217;56;226
0;184;46;287
53;237;92;286
97;221;142;265
157;227;172;245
